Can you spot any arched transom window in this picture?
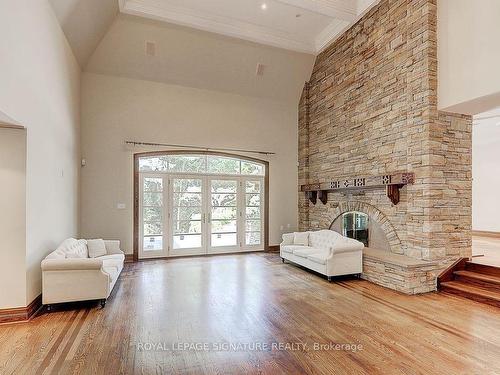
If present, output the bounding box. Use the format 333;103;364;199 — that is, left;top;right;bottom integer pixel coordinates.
139;154;264;175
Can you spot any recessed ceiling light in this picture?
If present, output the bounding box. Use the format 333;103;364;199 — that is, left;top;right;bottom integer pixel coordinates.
261;3;267;10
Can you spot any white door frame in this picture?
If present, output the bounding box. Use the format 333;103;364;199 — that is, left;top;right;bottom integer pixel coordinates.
138;173;169;259
168;174;207;257
134;152;269;260
240;176;265;252
206;176;241;254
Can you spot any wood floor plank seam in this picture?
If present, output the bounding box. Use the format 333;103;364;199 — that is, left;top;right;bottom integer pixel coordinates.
336;281;469;337
35;310;82;375
50;308;91;374
335;281;499;346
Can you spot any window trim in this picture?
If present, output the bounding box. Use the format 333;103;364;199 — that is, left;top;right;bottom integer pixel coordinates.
133;150;269;261
138;153;265;176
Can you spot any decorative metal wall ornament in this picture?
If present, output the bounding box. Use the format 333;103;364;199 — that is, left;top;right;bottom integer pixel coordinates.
302;172;414;205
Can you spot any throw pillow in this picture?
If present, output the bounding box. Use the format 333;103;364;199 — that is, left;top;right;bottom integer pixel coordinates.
87;239;107;258
293;232;309;246
105;240;122;255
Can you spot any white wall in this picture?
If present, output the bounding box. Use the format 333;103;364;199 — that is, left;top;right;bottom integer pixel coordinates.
472;109;500;232
0;128;27;309
81;73;298;252
0;0;81;307
438;0;500;114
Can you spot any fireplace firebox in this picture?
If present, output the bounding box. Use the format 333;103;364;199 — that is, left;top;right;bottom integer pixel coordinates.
342;211;369;247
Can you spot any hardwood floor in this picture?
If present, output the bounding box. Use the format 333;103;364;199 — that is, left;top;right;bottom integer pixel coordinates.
1;253;500;375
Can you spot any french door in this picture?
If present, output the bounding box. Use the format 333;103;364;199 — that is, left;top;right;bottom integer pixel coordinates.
139;173;264;259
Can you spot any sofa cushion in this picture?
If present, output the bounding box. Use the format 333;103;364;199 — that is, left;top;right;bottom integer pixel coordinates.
100;254;125;270
307;252;331;265
293;232;309;246
293;247;323;258
98;254;125;262
282;245;309;254
87;239;107;258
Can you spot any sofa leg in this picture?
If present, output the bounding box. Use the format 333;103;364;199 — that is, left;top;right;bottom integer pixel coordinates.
46;304;52;312
100;299;106;308
327;276;333;283
281;257;285;263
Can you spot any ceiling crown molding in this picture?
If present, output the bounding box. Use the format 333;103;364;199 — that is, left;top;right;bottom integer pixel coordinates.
120;0;316;53
119;0;381;55
274;0;356;21
316;0;381;53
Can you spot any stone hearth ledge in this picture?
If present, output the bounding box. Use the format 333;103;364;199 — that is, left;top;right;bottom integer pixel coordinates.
362;248;457;295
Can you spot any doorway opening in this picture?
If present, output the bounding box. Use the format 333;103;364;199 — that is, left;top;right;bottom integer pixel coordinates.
134;151;268;260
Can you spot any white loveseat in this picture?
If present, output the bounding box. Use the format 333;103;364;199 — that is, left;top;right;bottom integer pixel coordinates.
280;230;364;281
41;238;125;308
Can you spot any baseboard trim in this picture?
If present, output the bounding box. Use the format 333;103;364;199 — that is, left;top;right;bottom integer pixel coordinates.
267;245;280;252
0;294;43;324
472;230;500;239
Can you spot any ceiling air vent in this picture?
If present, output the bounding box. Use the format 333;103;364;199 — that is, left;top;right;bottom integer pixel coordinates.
256;63;266;76
145;41;156;57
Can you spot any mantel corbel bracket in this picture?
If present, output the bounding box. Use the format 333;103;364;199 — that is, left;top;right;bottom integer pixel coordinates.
301;172;414;206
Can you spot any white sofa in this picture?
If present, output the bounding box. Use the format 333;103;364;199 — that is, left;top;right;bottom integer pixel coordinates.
280;230;364;281
41;238;125;308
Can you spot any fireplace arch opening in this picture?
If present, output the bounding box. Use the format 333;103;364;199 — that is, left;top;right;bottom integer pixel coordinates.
328;202;402;253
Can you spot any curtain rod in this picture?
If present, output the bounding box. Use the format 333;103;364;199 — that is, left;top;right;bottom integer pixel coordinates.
125;141;275;155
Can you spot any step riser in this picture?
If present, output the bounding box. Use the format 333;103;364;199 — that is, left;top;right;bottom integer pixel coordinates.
454;275;500;292
441;287;500;308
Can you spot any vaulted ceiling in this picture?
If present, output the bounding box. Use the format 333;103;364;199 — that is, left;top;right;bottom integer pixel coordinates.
49;0;119;66
85;14;315;102
49;0;380;102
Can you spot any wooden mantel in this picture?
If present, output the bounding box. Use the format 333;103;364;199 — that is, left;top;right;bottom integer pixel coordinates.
301;172;415;205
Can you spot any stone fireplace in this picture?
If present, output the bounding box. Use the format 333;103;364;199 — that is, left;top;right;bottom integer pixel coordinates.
329;201;397;252
324;200;455;294
298;0;472;294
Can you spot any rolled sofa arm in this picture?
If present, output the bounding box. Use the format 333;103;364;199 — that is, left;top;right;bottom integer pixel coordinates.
281;233;295;246
41;258;104;271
